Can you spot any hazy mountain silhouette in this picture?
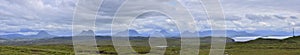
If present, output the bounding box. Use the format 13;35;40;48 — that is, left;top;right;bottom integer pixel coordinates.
76;30;95;36
0;34;24;39
129;29;141;36
114;29;143;37
0;30;56;40
181;31;198;37
199;30;259;37
252;30;291;36
32;30;56;38
0;38;7;40
114;29;262;37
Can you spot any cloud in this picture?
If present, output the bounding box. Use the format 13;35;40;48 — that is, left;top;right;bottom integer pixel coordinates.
0;0;299;35
0;0;75;35
130;12;179;33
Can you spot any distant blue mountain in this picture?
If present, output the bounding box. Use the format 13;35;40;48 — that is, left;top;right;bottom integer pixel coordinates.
115;30;292;37
0;34;24;39
31;30;56;38
0;31;56;40
199;30;259;37
252;30;291;36
129;29;141;36
77;30;95;36
1;29;292;40
114;29;144;37
114;29;181;37
181;31;198;37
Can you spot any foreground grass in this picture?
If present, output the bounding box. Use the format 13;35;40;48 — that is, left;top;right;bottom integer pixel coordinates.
1;43;300;55
0;45;74;55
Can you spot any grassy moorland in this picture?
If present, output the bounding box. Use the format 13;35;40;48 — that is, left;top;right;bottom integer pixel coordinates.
1;36;300;55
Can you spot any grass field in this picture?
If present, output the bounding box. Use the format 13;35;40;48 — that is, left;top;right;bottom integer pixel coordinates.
1;36;300;55
1;43;300;55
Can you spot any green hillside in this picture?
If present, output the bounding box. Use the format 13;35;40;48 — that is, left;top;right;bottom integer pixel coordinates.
1;36;300;55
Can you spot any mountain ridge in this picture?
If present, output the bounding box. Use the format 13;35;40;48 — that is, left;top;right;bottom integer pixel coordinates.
0;30;56;40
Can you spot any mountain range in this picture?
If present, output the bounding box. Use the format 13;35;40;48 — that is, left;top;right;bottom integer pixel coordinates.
199;30;259;37
252;30;292;36
114;30;292;37
0;30;293;40
0;29;297;45
0;31;56;40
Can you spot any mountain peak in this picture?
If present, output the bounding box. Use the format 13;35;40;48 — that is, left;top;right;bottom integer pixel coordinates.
37;30;50;35
30;30;56;39
128;29;139;34
160;29;169;34
87;30;93;32
78;30;95;36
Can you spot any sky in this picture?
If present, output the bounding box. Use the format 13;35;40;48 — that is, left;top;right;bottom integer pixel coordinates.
0;0;299;36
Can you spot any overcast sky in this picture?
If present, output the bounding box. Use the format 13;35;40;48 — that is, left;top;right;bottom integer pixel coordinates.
0;0;299;36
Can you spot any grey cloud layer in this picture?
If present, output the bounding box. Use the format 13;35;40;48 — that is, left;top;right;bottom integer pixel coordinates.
0;0;299;35
0;0;75;35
